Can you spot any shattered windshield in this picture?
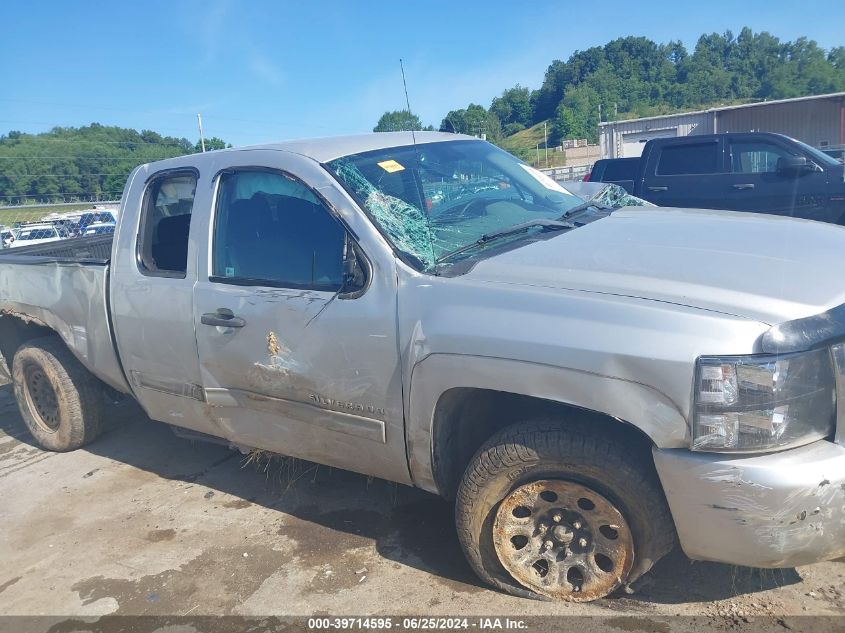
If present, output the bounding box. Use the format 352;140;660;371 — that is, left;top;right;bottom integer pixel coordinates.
593;183;655;208
327;140;586;270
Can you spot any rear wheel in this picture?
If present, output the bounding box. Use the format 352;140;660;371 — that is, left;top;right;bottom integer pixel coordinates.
455;419;675;601
12;336;103;451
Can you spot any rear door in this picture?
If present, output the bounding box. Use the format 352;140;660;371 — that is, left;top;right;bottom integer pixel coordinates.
191;150;410;484
110;166;213;433
598;158;639;193
640;138;727;209
721;134;830;217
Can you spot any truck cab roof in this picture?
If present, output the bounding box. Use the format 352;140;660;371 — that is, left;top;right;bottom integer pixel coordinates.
646;131;795;145
157;132;479;169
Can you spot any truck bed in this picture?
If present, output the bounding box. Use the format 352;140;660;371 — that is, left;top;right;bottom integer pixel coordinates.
0;234;113;264
0;234;129;393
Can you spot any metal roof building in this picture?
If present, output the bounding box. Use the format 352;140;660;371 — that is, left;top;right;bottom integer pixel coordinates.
599;92;845;159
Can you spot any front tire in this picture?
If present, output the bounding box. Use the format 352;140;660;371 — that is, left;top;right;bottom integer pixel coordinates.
12;336;103;452
455;419;675;601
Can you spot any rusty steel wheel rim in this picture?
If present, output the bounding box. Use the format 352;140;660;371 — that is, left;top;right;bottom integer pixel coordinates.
493;479;634;601
23;365;60;432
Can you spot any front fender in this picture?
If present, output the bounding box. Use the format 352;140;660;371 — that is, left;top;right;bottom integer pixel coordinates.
406;353;688;494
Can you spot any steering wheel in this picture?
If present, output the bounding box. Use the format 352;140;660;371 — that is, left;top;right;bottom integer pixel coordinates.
445;196;489;220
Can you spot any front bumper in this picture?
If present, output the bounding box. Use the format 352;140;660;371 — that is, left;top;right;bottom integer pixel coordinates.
653;440;845;568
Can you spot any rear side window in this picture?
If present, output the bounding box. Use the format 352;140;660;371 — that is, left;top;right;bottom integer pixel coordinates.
139;173;197;276
602;160;638;181
656;143;719;176
212;170;346;290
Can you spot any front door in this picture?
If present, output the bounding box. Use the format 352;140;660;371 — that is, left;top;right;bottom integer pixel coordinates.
192;160;410;484
722;135;831;218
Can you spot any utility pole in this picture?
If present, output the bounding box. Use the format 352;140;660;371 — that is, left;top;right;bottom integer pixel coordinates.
543;121;549;168
197;113;206;152
536;143;540;166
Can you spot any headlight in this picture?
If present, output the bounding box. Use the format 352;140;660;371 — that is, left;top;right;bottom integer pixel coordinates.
692;348;835;452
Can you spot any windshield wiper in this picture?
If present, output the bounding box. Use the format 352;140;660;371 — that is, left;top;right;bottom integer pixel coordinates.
436;219;574;264
559;200;614;219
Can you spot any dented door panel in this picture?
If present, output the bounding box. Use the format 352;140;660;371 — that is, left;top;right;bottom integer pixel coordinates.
193;282;408;482
191;150;411;485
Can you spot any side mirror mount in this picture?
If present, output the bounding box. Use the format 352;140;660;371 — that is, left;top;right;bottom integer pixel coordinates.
776;155;810;177
339;236;368;299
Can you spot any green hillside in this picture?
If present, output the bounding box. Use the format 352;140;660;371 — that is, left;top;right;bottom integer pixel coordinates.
499;122;567;167
0;124;228;204
385;27;845;160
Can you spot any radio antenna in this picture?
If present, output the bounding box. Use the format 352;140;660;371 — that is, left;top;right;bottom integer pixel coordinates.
400;58;416;144
399;58;436;268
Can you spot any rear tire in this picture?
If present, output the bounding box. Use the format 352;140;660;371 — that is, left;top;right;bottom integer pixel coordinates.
12;336;103;452
455;419;675;601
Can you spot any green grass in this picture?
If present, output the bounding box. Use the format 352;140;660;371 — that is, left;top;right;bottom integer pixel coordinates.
499;121;567;167
0;209;51;226
0;203;103;227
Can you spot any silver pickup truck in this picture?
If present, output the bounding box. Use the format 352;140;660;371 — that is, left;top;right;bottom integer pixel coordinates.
1;132;843;602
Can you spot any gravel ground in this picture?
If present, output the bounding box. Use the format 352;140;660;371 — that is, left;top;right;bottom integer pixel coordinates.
0;382;842;633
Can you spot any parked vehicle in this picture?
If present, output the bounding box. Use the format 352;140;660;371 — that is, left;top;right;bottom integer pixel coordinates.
83;221;116;236
8;223;64;248
587;132;845;222
41;209;118;237
78;211;115;231
583;157;639;191
0;226;16;248
0;132;843;602
46;218;78;236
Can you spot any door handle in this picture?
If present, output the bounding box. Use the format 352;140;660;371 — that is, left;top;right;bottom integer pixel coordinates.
732;183;755;190
647;186;668;192
201;308;245;328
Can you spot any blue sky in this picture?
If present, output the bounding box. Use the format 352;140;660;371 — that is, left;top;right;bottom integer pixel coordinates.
1;0;844;146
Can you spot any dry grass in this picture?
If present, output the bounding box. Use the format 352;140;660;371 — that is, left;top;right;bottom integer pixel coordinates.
242;449;321;493
241;448;400;505
727;563;794;596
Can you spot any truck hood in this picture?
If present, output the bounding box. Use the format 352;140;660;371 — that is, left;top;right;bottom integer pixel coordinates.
464;207;845;325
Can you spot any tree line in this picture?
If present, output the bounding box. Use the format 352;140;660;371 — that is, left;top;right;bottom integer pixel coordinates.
374;27;845;147
4;27;843;203
0;124;228;204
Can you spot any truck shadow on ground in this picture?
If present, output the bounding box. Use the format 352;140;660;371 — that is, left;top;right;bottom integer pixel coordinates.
0;385;802;605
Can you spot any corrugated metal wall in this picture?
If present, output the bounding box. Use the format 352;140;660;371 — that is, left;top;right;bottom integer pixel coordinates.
600;112;711;158
598;94;845;159
715;98;845;148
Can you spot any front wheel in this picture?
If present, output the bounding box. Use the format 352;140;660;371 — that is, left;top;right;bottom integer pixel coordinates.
455;420;675;601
